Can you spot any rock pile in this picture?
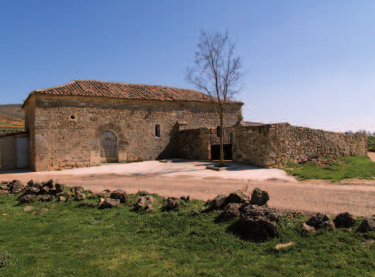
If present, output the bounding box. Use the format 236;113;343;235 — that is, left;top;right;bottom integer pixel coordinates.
205;187;282;240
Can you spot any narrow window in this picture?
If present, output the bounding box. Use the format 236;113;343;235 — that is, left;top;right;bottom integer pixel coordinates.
217;126;221;137
155;124;161;138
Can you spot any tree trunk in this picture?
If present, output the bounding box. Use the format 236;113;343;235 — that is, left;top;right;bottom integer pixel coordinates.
219;110;224;167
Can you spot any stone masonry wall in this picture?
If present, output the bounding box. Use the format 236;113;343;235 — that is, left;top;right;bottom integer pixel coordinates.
179;126;236;160
178;128;210;160
232;124;273;167
233;123;368;167
0;132;29;170
26;95;242;171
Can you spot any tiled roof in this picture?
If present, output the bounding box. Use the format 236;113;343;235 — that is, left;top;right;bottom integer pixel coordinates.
23;80;243;108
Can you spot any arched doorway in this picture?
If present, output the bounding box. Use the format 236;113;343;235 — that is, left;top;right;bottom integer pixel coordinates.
100;131;118;163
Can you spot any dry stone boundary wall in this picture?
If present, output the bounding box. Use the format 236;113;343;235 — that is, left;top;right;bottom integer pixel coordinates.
233;123;367;167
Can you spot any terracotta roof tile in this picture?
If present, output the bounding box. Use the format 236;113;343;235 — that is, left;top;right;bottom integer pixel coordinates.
23;80;243;107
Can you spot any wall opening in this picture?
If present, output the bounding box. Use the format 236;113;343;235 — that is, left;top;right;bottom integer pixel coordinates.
100;130;118;163
155;124;161;138
210;144;232;160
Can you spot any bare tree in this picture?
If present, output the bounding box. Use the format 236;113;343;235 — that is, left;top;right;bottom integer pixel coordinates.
186;30;244;167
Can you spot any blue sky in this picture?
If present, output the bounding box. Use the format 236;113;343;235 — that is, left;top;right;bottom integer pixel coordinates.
1;0;374;132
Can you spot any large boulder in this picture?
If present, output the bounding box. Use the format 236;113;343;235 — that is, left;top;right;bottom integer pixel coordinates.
98;198;120;209
135;195;157;208
250;188;270;206
205;194;227;209
110;190;129;203
239;203;283;240
305;213;335;231
358;216;375;233
333;212;356;228
18;195;35;204
166;197;181;210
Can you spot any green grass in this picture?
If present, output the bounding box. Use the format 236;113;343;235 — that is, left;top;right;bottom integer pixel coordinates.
282;156;375;182
0;189;375;276
368;136;375;152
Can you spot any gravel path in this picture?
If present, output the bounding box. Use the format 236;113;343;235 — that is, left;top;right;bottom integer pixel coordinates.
1;157;375;217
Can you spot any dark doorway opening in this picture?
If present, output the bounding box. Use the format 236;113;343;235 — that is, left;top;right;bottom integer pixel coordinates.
210;144;232;160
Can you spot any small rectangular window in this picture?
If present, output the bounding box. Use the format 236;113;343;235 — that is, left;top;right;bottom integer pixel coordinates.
217;126;221;137
155;124;161;138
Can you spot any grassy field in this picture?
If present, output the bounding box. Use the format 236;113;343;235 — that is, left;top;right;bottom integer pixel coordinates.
0;188;375;276
368;136;375;152
280;156;375;182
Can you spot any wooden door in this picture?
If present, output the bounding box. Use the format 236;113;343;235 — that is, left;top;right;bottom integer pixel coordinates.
16;138;29;168
100;131;118;163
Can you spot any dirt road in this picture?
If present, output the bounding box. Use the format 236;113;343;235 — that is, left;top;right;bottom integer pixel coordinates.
2;172;375;217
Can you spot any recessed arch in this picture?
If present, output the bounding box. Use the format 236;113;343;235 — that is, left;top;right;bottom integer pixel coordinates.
100;130;118;163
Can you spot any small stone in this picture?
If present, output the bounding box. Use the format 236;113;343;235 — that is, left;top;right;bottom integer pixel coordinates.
55;183;65;193
364;239;375;247
144;204;154;213
166;197;180;210
225;190;251;205
110;190;128;203
221;203;242;220
32;182;42;189
333;212;356;228
24;206;34;212
44;179;54;188
305;213;335;231
11;180;25;194
98;198;120;209
250;188;270;206
180;196;190;202
302;223;316;234
58;196;66;202
358;216;375;233
135;195;157;208
205;194;227;209
76;194;86;201
40;195;54;202
71;186;84;193
98;191;111;198
27;180;34;187
18;195;35;204
100;198;105;203
275;242;294;251
0;185;8;190
27;187;40;195
39;186;50;195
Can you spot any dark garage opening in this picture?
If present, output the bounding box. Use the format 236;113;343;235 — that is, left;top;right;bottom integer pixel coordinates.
210;144;232;160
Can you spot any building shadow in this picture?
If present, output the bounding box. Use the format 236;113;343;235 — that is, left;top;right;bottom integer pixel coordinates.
0;168;34;174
